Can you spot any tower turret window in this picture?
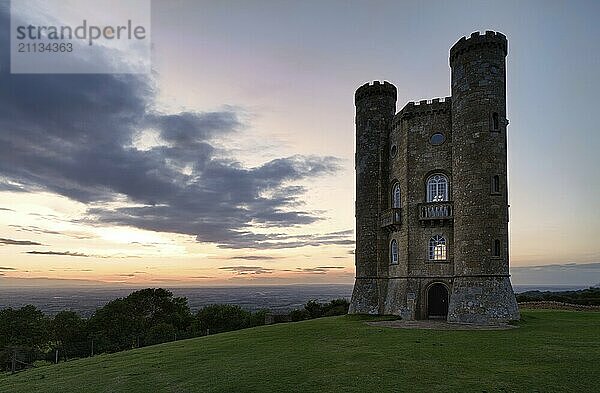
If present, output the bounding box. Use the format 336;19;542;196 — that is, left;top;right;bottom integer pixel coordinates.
392;183;401;208
427;174;448;202
492;175;500;194
493;239;501;257
429;235;447;261
492;112;499;131
390;239;399;264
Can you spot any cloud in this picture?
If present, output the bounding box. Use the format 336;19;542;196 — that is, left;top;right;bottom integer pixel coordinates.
295;266;346;274
511;262;600;286
229;255;277;261
0;207;13;211
211;229;354;250
0;6;342;250
9;225;95;240
219;266;275;275
26;251;91;257
26;250;140;259
0;238;43;246
0;266;16;271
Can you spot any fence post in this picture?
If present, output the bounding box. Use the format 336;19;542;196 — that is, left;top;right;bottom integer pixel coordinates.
55;348;59;364
91;339;94;357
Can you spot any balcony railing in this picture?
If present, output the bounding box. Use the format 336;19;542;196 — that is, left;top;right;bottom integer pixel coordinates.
381;208;402;230
419;202;453;221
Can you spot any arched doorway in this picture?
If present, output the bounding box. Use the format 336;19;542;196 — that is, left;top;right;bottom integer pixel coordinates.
427;283;449;319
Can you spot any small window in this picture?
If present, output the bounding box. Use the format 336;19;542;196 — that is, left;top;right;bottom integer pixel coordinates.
429;235;447;261
392;183;401;208
492;175;500;194
390;239;399;264
427;174;448;202
390;144;398;158
492;112;499;131
493;239;501;257
430;133;445;145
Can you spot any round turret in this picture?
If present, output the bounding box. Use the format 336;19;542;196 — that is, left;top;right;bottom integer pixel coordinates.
447;31;519;323
350;80;397;314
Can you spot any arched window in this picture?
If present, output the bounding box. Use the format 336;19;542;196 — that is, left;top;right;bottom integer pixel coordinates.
492;175;500;194
390;239;398;264
429;235;447;261
427;174;448;202
392;183;401;208
493;239;501;257
492;112;499;131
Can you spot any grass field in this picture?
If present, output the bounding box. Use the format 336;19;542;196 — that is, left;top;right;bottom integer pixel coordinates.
1;310;599;392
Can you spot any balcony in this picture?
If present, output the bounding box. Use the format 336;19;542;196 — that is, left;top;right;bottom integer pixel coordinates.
418;202;453;225
381;208;402;231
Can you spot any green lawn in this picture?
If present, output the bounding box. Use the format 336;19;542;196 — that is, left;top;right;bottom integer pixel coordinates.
1;310;599;392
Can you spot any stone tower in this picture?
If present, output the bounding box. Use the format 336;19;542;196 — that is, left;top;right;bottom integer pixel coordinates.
349;31;520;324
350;81;397;314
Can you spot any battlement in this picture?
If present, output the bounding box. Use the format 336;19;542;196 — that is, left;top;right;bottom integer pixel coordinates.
450;31;507;64
355;81;397;103
394;97;451;123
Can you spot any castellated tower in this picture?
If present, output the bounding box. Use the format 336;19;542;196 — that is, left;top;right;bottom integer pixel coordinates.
349;81;397;314
349;31;520;324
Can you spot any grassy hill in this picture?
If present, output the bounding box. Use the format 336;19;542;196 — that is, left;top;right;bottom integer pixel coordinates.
1;310;599;392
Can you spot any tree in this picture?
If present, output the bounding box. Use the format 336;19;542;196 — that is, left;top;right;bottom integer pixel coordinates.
0;305;48;349
304;300;323;319
194;304;250;335
51;311;88;360
88;288;193;353
145;323;176;345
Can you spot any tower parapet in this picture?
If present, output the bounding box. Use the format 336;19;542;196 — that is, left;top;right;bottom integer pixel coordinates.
355;81;397;103
395;98;451;124
449;31;507;65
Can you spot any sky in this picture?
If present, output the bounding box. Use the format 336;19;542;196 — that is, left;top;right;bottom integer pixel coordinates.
0;0;599;287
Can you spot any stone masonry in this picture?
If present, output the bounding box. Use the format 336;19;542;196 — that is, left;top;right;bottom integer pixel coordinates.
349;31;520;324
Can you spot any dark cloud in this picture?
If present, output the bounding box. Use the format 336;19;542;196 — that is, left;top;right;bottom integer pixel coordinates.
230;255;277;261
0;266;16;270
26;250;140;259
0;207;13;211
210;230;354;250
0;6;341;250
0;238;43;246
190;276;215;279
295;266;346;274
219;266;275;275
26;251;90;257
9;225;95;239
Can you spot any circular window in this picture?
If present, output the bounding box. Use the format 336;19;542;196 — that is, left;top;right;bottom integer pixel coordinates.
390;144;398;158
430;133;445;145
